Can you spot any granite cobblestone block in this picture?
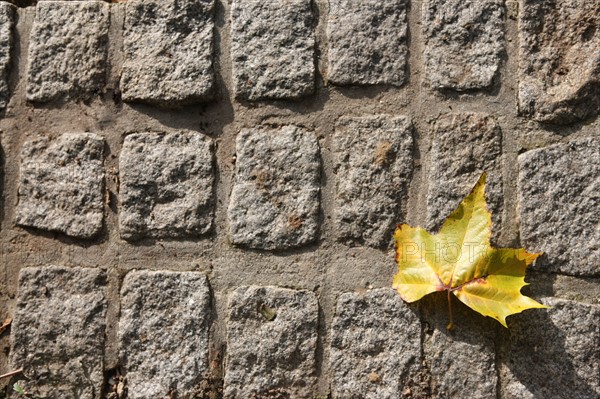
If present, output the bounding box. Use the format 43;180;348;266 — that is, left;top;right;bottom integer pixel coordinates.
518;0;600;124
224;286;318;399
423;294;497;399
228;126;321;250
119;131;214;241
518;138;600;276
230;0;315;100
10;266;107;399
16;133;105;239
426;113;503;234
502;298;600;398
26;1;110;103
0;2;15;110
423;0;505;91
333;115;413;247
329;289;421;399
327;0;408;86
121;0;215;106
119;270;211;399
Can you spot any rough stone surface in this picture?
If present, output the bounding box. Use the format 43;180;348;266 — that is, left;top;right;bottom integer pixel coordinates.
333;115;413;247
423;294;497;399
224;286;318;399
121;0;215;106
230;0;315;100
227;126;321;250
327;0;408;86
329;289;422;399
502;298;600;398
26;1;110;103
16;133;105;239
0;2;15;110
119;131;214;241
10;266;107;399
119;271;211;399
518;138;600;276
423;0;505;91
518;0;600;124
426;113;503;234
0;0;598;394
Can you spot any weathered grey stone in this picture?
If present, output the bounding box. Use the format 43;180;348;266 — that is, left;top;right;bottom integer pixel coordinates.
327;0;408;86
119;131;214;240
333;115;413;247
119;271;211;399
329;289;422;399
427;113;503;234
0;2;15;111
16;133;105;239
518;138;600;276
10;266;107;399
224;286;318;399
228;126;321;250
423;294;497;399
518;0;600;124
230;0;315;100
121;0;215;106
423;0;504;91
501;298;600;398
26;1;110;103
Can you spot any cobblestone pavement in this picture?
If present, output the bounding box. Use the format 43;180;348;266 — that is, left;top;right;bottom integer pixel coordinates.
0;1;598;398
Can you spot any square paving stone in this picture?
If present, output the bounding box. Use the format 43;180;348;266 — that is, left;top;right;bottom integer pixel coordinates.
422;293;498;399
327;0;408;86
224;286;319;399
16;133;105;239
10;266;107;399
0;2;15;110
121;0;215;106
227;126;321;250
119;270;211;399
333;115;413;247
518;0;600;124
501;298;600;398
426;113;503;235
230;0;315;100
518;138;599;276
119;131;214;241
329;289;422;399
26;1;110;103
423;0;505;91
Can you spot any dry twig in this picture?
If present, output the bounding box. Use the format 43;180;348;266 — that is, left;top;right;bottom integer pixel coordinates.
0;368;23;379
0;318;11;335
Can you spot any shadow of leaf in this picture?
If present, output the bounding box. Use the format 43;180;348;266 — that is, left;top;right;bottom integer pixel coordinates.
499;298;599;399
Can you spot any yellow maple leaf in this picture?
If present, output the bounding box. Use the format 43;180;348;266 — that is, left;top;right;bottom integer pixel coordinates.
393;173;548;328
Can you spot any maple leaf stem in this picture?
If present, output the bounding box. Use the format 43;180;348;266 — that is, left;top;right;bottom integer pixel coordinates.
447;290;455;331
